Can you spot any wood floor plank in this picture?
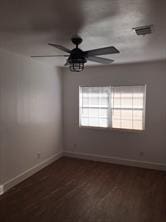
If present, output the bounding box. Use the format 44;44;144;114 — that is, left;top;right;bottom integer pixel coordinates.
0;157;166;222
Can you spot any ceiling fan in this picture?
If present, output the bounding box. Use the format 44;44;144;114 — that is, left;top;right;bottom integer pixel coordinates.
31;36;120;72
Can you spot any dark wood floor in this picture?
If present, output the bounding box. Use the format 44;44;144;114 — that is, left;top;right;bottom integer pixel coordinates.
0;157;166;222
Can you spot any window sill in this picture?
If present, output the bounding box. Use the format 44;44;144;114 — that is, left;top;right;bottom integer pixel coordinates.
79;125;145;133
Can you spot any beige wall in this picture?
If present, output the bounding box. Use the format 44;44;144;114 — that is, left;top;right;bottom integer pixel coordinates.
1;50;166;189
0;49;63;185
63;61;166;166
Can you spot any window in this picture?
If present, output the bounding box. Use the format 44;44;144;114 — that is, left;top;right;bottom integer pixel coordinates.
111;86;146;130
79;85;146;131
79;87;109;128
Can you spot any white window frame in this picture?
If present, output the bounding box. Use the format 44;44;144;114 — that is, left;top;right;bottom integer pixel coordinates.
111;85;146;131
79;86;110;129
79;85;146;132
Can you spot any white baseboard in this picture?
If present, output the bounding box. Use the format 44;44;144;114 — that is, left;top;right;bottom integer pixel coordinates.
1;152;63;195
0;185;4;195
1;151;165;196
64;151;166;171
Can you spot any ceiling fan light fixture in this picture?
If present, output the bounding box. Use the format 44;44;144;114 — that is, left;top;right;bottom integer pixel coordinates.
69;62;85;72
68;54;86;72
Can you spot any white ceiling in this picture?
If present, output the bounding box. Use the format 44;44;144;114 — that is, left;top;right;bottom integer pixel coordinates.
0;0;166;66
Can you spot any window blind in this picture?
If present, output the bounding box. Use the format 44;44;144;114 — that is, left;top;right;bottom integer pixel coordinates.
111;86;146;130
79;87;109;127
79;85;146;130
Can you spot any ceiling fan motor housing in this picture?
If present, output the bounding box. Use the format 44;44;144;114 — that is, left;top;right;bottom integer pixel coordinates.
68;48;87;64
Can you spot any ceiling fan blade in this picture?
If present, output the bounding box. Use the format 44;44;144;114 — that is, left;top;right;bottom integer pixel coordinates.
85;46;119;56
48;43;71;53
31;55;68;58
87;56;114;64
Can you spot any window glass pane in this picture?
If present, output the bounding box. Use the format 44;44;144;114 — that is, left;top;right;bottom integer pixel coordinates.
81;108;89;117
121;98;132;108
133;120;143;130
133;110;143;120
112;93;121;98
81;117;89;126
79;87;109;128
111;85;146;130
99;109;108;118
100;97;108;107
89;108;98;117
112;98;121;108
133;93;144;98
133;98;143;108
82;97;89;106
121;93;133;98
99;118;108;127
89;118;99;127
112;120;121;128
112;109;121;119
121;110;132;120
121;120;132;129
89;97;99;107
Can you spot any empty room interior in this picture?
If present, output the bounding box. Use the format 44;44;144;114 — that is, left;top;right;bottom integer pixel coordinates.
0;0;166;221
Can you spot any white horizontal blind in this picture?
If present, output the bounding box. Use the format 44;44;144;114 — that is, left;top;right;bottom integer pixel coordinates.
79;87;109;127
111;86;146;130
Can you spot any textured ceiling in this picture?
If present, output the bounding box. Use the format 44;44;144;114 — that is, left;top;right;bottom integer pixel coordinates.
0;0;166;66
